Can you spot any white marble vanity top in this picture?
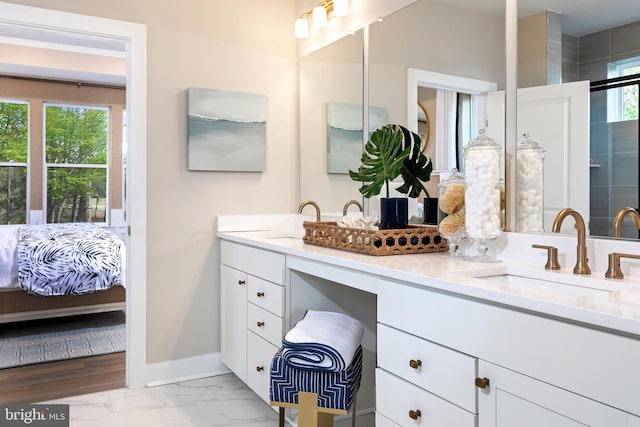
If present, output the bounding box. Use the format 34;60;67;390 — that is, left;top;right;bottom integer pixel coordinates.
217;215;640;337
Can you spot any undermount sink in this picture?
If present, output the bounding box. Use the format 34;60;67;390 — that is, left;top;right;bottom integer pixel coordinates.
454;264;640;297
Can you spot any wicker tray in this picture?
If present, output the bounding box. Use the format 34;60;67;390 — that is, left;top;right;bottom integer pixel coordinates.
302;221;449;256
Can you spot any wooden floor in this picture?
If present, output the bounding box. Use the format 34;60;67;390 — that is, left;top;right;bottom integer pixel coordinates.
0;352;125;403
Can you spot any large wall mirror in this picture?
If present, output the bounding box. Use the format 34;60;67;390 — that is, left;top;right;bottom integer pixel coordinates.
368;0;506;220
298;29;364;215
515;0;640;238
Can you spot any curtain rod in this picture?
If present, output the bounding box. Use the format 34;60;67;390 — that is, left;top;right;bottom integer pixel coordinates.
1;74;125;90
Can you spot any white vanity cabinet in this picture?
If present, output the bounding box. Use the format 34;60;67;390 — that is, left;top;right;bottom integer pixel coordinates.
478;361;631;427
220;240;285;402
378;280;640;427
217;230;640;425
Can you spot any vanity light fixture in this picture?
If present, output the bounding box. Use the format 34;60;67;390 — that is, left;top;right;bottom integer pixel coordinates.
294;0;350;39
313;5;328;28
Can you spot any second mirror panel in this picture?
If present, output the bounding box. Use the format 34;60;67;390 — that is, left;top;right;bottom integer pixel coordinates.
368;0;506;220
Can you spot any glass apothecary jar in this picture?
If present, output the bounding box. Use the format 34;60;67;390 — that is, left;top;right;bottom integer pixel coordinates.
438;168;466;257
463;129;502;262
516;133;545;232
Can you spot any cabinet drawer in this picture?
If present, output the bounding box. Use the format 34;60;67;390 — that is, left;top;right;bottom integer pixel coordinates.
378;323;477;413
248;302;284;346
247;331;280;404
375;413;400;427
248;275;284;316
221;240;285;284
376;369;476;427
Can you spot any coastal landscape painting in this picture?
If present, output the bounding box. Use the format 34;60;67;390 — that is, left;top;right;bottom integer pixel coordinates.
326;102;387;174
188;87;266;171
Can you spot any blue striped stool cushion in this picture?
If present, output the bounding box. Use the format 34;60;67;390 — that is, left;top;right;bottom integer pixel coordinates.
269;345;363;411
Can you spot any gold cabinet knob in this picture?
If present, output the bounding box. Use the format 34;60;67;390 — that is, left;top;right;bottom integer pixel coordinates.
257;291;265;297
238;279;246;285
409;359;422;369
256;366;264;372
408;409;422;420
475;377;490;389
257;321;265;327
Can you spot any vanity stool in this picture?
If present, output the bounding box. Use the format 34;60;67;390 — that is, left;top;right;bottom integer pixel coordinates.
269;310;364;427
269;345;362;427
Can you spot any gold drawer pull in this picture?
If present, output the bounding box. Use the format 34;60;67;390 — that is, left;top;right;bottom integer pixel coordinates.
257;321;265;327
409;409;422;420
257;291;265;297
238;280;246;285
409;359;422;369
256;366;264;372
475;377;490;389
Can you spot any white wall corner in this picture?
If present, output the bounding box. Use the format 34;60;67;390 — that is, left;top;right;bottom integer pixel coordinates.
145;352;231;388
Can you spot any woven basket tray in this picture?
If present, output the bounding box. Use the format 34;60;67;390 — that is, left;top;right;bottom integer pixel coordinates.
302;221;449;256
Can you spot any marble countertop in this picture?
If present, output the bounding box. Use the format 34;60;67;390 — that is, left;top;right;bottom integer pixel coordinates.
216;216;640;338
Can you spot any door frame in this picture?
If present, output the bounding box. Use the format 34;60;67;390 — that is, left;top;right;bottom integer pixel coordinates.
0;2;148;388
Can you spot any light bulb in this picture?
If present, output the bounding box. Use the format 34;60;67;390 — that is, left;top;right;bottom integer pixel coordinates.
312;6;327;28
334;0;350;17
295;17;309;38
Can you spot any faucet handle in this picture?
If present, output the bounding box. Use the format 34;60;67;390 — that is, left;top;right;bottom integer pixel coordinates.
532;244;561;270
605;252;640;279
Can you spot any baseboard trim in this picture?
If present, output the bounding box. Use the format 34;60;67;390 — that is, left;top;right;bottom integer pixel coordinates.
145;352;230;387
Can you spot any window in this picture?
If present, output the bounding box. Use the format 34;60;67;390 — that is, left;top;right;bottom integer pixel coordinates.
607;57;640;122
44;104;109;223
0;100;29;224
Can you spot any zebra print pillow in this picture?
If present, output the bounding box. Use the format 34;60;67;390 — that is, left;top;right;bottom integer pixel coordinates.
17;224;124;296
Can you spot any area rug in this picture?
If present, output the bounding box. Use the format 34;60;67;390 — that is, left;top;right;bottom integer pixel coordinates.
0;310;125;369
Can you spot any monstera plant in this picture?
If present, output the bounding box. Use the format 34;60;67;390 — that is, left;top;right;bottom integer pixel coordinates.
349;124;433;228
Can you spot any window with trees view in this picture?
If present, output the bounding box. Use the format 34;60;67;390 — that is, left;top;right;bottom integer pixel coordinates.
0;77;124;226
0;100;28;224
45;104;109;223
608;58;640;122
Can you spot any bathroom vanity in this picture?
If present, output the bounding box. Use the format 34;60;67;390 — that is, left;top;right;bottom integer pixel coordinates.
217;215;640;426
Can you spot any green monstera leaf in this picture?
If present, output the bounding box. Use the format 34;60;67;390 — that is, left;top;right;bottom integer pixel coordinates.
348;124;432;199
396;125;433;198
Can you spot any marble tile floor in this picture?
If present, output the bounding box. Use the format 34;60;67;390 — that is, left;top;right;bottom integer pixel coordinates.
41;373;373;427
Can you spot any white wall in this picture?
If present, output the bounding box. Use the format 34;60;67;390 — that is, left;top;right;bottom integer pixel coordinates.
3;0;297;368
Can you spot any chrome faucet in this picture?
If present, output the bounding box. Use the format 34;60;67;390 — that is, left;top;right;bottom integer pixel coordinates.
551;208;591;275
342;199;363;216
297;200;321;222
612;207;640;238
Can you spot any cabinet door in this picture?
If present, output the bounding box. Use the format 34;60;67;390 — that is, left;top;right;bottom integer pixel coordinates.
478;361;627;427
247;331;279;404
220;264;247;382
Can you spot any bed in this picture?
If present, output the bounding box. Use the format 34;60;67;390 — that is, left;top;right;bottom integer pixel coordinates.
0;223;126;323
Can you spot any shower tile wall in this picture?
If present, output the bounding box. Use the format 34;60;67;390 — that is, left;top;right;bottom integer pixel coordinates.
562;20;640;237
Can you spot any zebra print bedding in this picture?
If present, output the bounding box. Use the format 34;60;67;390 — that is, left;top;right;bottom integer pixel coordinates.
16;223;125;296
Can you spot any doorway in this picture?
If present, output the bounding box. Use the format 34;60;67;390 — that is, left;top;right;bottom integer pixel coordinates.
0;2;147;389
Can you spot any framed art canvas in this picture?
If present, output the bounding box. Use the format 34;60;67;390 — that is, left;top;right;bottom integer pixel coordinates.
188;87;266;171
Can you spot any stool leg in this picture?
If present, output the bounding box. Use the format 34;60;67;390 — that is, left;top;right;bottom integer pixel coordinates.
298;392;320;427
279;407;285;427
351;393;357;427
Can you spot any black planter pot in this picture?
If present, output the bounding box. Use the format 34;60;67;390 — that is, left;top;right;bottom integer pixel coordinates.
380;197;409;229
423;197;439;225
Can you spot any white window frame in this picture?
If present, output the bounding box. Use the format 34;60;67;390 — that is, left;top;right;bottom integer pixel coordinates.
607;57;640;123
0;98;30;223
43;102;111;224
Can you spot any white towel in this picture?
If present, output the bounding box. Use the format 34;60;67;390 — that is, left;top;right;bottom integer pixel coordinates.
282;310;364;372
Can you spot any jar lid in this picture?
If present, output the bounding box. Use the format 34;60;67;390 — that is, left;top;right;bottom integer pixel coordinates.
438;167;464;188
517;133;546;153
464;129;501;152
